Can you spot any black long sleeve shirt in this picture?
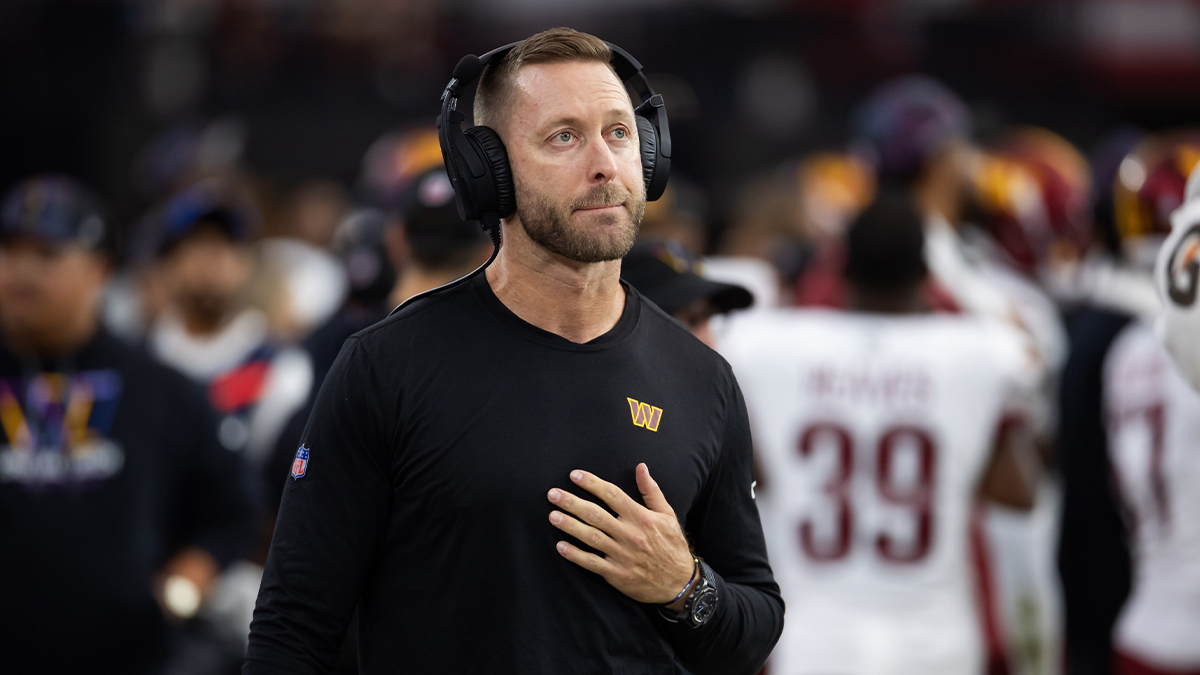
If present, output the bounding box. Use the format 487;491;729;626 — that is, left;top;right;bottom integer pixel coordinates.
0;328;257;674
245;274;783;675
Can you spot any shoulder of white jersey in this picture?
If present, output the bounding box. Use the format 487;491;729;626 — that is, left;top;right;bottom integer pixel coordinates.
981;260;1069;371
1104;319;1195;411
975;316;1043;392
722;306;1033;372
719;307;843;354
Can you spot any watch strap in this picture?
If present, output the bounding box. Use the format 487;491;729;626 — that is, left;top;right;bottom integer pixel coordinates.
656;559;718;628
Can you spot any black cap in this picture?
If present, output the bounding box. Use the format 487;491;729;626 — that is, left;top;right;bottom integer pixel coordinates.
1;175;110;251
398;168;489;266
622;240;754;316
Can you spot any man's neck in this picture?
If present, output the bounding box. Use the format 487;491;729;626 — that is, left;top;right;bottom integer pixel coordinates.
485;219;625;344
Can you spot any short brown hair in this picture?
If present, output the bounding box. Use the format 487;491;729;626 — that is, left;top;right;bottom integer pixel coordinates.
474;28;614;131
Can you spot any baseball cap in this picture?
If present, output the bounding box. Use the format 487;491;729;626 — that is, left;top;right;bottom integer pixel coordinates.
157;182;258;255
398;168;489;265
0;175;110;251
622;240;754;316
851;76;970;181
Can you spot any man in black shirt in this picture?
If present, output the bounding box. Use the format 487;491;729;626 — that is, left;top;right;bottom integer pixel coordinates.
245;28;783;674
0;175;257;673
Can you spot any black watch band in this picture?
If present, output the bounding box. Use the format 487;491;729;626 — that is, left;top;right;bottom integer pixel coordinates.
657;560;719;628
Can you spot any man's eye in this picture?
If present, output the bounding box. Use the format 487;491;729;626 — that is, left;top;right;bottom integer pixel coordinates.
613;128;627;139
556;132;573;143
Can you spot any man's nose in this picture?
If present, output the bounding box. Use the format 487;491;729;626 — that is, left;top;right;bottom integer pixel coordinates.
585;135;620;184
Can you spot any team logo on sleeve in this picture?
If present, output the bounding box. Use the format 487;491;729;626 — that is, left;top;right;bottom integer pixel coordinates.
291;445;310;479
627;398;664;432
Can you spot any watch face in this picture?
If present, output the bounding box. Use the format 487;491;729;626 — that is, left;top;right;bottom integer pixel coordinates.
691;588;718;624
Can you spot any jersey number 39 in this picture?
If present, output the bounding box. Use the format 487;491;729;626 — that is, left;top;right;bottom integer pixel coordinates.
797;422;937;564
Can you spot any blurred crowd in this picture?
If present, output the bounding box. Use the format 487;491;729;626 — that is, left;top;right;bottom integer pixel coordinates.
4;3;1200;675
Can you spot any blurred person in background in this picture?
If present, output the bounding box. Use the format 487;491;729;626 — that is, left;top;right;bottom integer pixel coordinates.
147;182;314;654
384;167;495;308
1057;131;1200;675
1154;166;1200;393
149;182;312;469
845;75;1014;320
0;175;256;674
102;212;176;344
1101;172;1200;675
720;165;816;301
620;239;753;348
716;153;875;311
723;191;1041;675
960;127;1088;675
792;78;977;314
259;180;350;342
850;81;1073;674
974;128;1097;309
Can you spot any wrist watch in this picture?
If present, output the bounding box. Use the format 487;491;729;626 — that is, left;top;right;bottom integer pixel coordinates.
658;559;719;628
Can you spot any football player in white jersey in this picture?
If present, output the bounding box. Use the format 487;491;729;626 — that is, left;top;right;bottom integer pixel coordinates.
723;192;1041;675
1104;319;1200;675
1103;168;1200;675
1155;164;1200;394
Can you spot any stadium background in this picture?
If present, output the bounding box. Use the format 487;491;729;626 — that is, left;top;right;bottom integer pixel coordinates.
5;0;1200;246
3;1;1199;675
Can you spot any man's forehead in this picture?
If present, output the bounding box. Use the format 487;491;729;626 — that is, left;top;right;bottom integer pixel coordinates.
510;61;633;126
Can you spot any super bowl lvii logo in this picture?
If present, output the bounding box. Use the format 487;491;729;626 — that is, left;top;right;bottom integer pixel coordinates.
627;398;663;432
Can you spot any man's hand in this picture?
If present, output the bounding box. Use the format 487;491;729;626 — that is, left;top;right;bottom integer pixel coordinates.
548;463;696;607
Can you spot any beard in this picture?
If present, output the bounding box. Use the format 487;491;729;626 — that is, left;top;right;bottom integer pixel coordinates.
179;289;236;332
514;176;646;264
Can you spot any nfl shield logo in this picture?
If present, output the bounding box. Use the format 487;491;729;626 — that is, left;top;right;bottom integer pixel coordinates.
291;445;310;479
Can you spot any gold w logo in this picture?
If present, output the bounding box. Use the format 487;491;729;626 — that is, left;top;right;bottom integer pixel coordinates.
627;398;663;432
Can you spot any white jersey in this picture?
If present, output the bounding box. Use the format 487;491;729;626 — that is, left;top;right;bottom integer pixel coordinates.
1104;322;1200;669
1155;197;1200;394
722;310;1037;675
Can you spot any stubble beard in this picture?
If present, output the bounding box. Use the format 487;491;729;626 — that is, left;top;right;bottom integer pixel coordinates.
514;175;646;264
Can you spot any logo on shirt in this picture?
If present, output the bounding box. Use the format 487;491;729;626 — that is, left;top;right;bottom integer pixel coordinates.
0;369;125;488
291;445;310;479
627;398;663;432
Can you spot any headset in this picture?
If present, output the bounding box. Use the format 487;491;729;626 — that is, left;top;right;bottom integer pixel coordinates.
390;39;671;317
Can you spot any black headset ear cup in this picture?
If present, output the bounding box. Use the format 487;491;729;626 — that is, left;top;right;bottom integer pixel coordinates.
636;116;658;198
464;126;516;219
